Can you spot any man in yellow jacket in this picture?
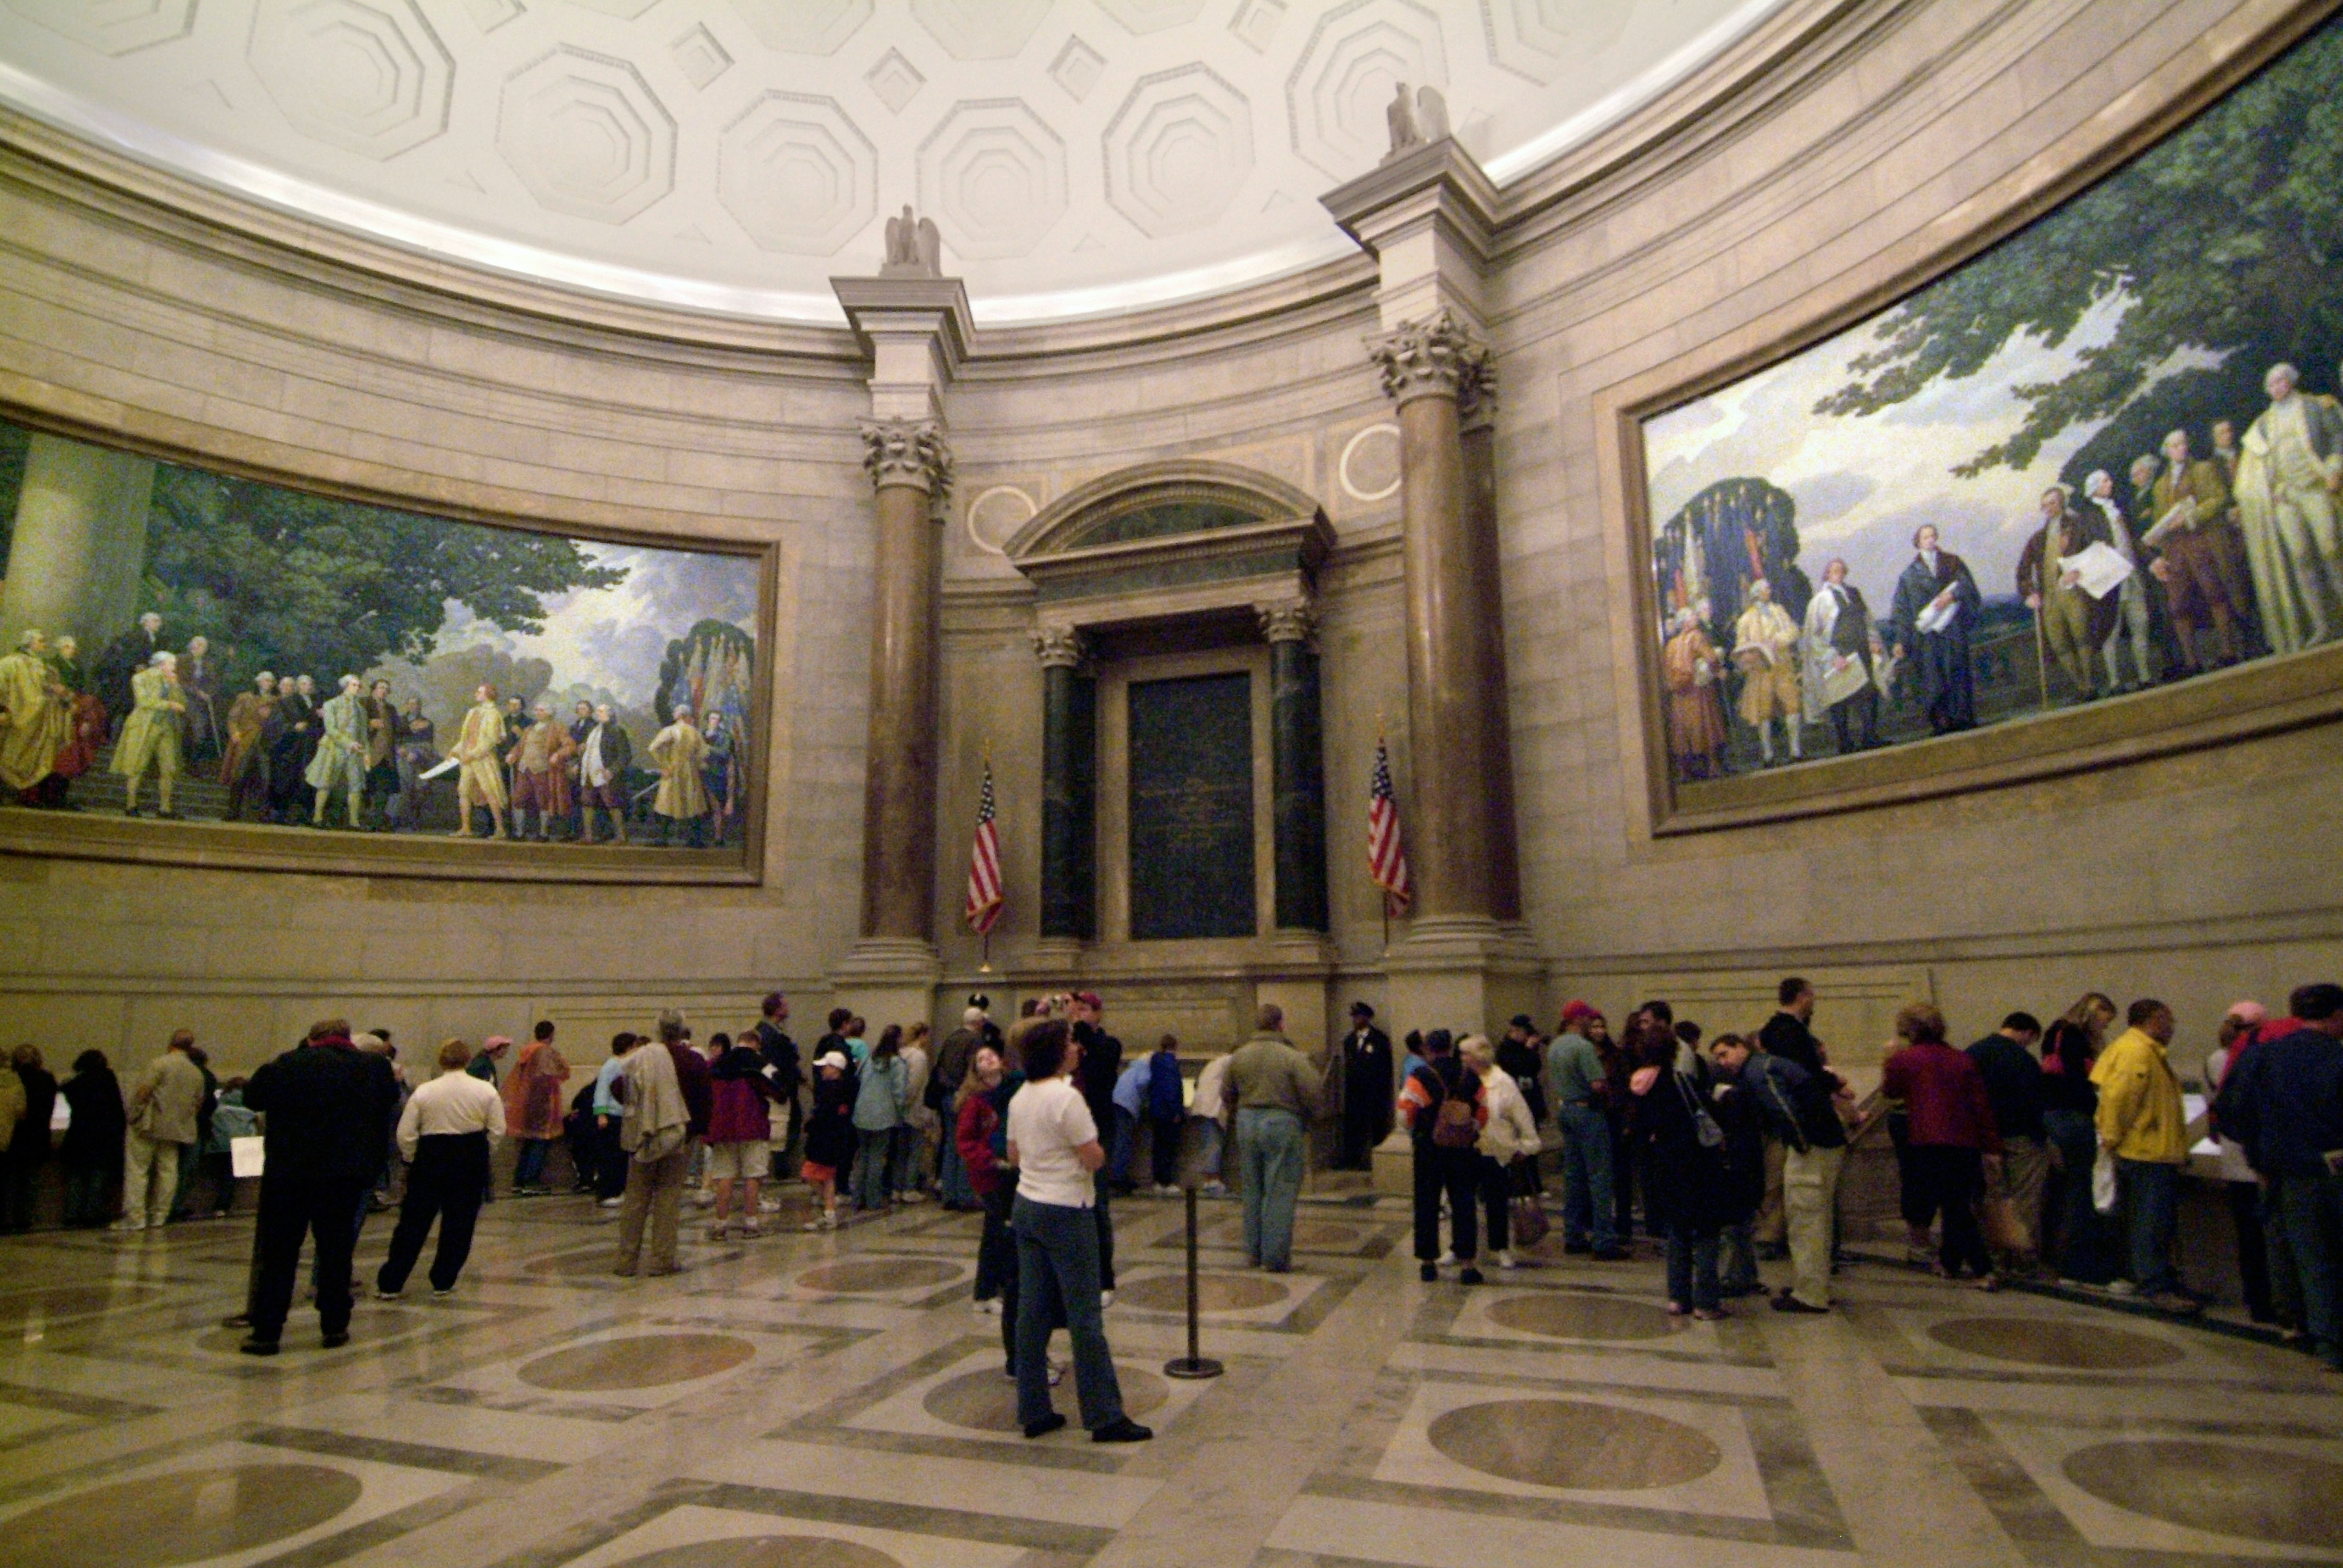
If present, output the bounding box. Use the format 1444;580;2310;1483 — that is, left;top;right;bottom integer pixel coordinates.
2090;999;2197;1312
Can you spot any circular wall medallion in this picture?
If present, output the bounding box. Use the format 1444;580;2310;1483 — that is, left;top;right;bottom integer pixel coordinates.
795;1257;963;1295
606;1537;902;1568
1486;1292;1678;1342
2063;1440;2343;1548
7;1463;364;1568
1338;423;1402;503
518;1333;757;1391
921;1365;1170;1432
1926;1317;2184;1370
1113;1271;1290;1314
1428;1398;1723;1491
965;484;1038;555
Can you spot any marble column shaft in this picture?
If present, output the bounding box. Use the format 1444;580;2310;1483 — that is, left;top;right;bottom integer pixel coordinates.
1371;314;1514;922
1035;629;1096;941
857;420;950;944
0;434;157;651
1262;605;1329;933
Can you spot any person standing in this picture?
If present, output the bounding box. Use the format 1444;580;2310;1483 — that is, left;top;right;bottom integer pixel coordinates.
2039;1015;2116;1287
2148;426;2250;670
753;993;802;1189
118;1030;207;1231
1888;524;1983;734
114;651;188;819
647;705;712;847
1188;1047;1234;1198
374;1039;503;1300
0;1056;22;1229
576;703;633;843
1966;1012;2048;1277
933;1006;987;1208
1881;1002;2002;1290
57;1051;123;1227
1107;1052;1147;1196
1661;608;1731;778
1398;1030;1487;1284
1731;578;1805;763
502;1022;570;1195
447;683;510;840
1222;1006;1323;1273
1756;979;1829;1257
590;1033;636;1207
850;1026;909;1212
1631;1029;1733;1319
2091;999;2198;1312
799;1051;855;1231
2018;486;2114;700
1801;558;1882;753
239;1020;400;1353
1461;1034;1539;1270
956;1045;1021;1365
1335;1002;1393;1170
2204;1002;2280;1324
0;630;70;806
4;1045;56;1232
1721;1034;1851;1314
898;1022;935;1203
1547;1003;1626;1259
505;701;578;842
2082;470;2157;690
304;675;368;829
466;1035;510;1086
614;1011;702;1277
1143;1034;1185;1194
1496;1015;1548;1163
704;1031;781;1241
1068;992;1124;1301
1004;1020;1152;1444
2234;363;2341;654
2213;983;2343;1370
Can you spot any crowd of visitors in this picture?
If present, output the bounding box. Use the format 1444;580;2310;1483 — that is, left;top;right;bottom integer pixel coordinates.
4;973;2336;1385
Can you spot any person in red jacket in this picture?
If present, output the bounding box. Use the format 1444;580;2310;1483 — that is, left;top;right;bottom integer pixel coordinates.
956;1044;1024;1378
1881;1001;2003;1289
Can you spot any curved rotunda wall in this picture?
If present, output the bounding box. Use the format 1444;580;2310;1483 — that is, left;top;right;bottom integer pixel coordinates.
0;0;2337;1076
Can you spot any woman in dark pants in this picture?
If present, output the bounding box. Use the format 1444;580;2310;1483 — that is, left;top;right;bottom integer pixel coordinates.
1398;1031;1487;1284
1631;1034;1734;1318
956;1044;1026;1372
375;1039;504;1300
58;1051;124;1227
2039;1019;2117;1287
6;1045;57;1231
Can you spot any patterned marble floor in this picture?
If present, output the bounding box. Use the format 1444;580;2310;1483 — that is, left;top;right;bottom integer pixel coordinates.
0;1185;2337;1568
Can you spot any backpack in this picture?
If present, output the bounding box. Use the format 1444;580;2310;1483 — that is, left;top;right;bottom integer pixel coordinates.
1425;1062;1479;1149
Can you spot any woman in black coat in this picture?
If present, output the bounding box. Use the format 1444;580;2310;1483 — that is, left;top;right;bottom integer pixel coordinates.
58;1051;125;1227
6;1046;58;1232
1631;1042;1732;1318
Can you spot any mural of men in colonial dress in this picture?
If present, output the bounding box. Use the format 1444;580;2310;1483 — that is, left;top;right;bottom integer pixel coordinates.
577;702;631;845
448;684;510;840
305;674;367;829
2233;362;2343;654
114;651;186;818
1731;579;1803;764
648;704;710;847
1801;559;1881;754
2082;471;2156;691
506;701;577;843
2018;485;2112;701
178;635;223;764
2146;428;2248;671
1889;525;1981;735
1660;609;1730;779
0;629;69;805
221;673;279;822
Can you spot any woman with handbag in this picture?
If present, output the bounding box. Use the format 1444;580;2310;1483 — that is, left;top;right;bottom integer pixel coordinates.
1397;1030;1488;1284
1630;1030;1734;1319
1461;1035;1542;1268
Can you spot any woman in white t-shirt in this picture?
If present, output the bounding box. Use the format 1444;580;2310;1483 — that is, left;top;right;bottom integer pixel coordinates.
1004;1020;1152;1445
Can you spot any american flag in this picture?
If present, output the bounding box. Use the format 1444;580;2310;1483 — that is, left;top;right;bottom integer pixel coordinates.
964;760;1004;934
1368;735;1411;912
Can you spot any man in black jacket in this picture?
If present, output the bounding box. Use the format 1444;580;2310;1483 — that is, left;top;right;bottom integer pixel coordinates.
754;992;801;1179
1070;991;1124;1297
2215;983;2343;1371
1967;1012;2047;1275
1337;1002;1393;1169
239;1019;400;1354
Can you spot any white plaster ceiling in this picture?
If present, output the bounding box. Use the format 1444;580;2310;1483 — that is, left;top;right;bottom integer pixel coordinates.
0;0;1778;324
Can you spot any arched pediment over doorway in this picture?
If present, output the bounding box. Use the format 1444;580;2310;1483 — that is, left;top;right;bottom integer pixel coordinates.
1005;460;1334;626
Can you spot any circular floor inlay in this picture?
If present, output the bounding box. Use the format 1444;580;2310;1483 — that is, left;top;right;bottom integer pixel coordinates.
608;1536;902;1568
2063;1440;2343;1547
1428;1398;1722;1491
1206;1219;1362;1251
1486;1292;1678;1342
922;1365;1170;1432
528;1245;627;1276
1926;1316;2185;1370
519;1332;757;1391
0;1284;164;1325
795;1257;962;1294
7;1462;364;1568
1114;1271;1291;1314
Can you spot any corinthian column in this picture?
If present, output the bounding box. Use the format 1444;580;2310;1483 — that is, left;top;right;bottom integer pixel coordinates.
1366;311;1512;923
1031;625;1096;944
1257;599;1329;933
857;417;952;945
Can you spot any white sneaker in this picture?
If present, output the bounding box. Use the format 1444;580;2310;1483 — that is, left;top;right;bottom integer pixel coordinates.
1100;1290;1116;1310
373;1289;402;1301
707;1223;731;1243
973;1297;1000;1316
2106;1279;2138;1297
599;1196;623;1209
693;1188;716;1207
1436;1251;1457;1268
1496;1250;1520;1270
758;1195;782;1213
900;1190;929;1205
112;1218;145;1232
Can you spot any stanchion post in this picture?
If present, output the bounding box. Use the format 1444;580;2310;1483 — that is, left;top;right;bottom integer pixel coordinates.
1163;1182;1223;1379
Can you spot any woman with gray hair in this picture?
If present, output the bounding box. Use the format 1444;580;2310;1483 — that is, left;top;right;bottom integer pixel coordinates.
1462;1035;1541;1269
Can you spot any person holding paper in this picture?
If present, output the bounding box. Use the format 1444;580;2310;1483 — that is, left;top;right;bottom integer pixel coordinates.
2018;486;2113;701
2084;470;2157;690
1889;524;1981;735
1801;559;1882;754
2146;427;2248;671
1731;579;1804;764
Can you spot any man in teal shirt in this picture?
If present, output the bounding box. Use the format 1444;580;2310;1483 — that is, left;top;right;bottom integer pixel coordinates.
1547;1003;1627;1259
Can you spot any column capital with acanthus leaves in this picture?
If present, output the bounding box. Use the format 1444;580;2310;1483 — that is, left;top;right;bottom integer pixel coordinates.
1365;311;1493;411
859;417;954;499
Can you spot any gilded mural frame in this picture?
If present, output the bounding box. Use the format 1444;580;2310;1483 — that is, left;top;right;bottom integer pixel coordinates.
0;397;780;886
1597;0;2343;838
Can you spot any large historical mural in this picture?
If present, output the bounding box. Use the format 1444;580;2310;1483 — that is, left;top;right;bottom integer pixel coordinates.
1641;17;2343;789
0;419;761;855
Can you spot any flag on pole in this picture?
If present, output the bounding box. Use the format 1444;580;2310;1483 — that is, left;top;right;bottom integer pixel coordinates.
1368;735;1411;913
964;759;1004;934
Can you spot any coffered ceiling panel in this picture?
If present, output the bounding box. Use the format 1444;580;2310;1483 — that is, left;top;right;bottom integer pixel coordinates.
0;0;1777;322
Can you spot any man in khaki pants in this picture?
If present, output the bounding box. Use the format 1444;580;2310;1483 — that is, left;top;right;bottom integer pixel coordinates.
1718;1036;1852;1313
120;1031;206;1230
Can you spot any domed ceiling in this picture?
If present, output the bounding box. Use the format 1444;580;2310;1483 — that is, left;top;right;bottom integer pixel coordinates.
0;0;1775;324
